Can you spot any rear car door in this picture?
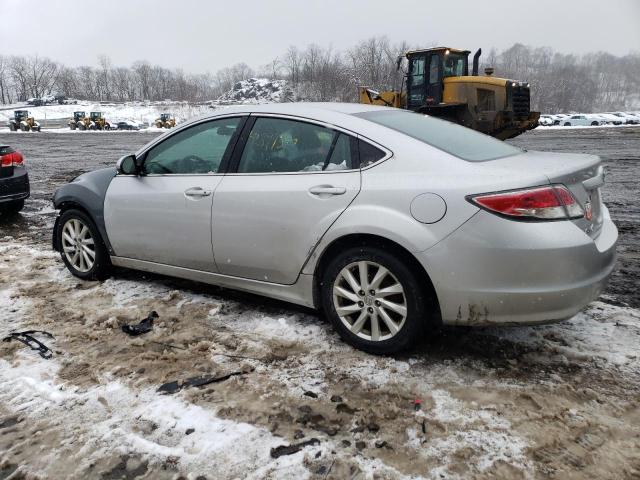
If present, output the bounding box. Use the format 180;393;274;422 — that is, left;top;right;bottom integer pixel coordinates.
104;116;244;271
211;115;361;284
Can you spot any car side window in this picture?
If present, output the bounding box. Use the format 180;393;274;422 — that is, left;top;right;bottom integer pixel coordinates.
237;117;356;173
358;139;386;168
144;117;242;174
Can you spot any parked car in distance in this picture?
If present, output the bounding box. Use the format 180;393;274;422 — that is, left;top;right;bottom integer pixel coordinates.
562;114;600;126
597;113;623;125
539;114;554;126
52;103;618;354
116;120;142;131
552;114;570;125
0;145;29;215
609;112;639;125
584;114;607;125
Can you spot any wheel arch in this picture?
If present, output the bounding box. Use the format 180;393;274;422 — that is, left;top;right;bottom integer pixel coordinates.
52;168;116;254
311;233;442;325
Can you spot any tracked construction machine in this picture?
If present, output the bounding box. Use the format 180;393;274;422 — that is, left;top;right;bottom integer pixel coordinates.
359;47;539;139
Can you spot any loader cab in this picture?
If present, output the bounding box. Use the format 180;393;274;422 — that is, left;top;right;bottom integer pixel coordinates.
14;110;29;121
90;112;103;121
73;111;86;121
160;113;171;122
405;48;470;110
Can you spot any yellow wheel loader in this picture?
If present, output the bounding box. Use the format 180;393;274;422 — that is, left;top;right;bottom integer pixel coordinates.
89;112;111;130
359;47;539;140
155;113;176;129
69;111;89;130
8;110;40;132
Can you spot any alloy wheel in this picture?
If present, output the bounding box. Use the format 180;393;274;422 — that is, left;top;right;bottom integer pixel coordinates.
61;218;96;273
332;261;407;342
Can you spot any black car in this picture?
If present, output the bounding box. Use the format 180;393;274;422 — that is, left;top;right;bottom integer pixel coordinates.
0;145;29;214
116;121;140;131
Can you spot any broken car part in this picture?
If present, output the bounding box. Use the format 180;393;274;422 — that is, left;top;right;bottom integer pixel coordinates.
2;330;54;359
121;311;158;336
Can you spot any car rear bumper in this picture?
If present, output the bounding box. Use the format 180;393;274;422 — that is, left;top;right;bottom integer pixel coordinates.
418;207;618;326
0;168;30;203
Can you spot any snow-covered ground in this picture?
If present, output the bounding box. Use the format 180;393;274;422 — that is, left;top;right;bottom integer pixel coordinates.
0;101;213;128
1;236;639;479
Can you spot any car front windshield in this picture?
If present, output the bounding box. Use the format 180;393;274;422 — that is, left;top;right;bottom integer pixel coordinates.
355;110;522;162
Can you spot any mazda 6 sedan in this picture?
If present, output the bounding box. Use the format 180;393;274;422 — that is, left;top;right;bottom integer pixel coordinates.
52;103;617;354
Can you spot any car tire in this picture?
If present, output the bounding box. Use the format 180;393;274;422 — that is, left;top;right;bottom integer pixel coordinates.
321;246;430;354
0;199;25;215
57;209;110;281
564;122;571;126
591;121;599;126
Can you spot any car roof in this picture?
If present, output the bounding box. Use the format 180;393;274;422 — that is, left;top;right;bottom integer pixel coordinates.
178;102;393;132
202;102;388;117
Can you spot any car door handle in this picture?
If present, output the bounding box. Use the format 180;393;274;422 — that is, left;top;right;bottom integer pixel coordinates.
184;187;212;198
308;185;347;196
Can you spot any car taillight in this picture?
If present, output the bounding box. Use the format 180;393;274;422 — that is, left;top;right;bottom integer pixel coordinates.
0;151;24;167
467;185;584;220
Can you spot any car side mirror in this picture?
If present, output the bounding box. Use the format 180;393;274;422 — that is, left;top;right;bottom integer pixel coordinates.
116;154;140;175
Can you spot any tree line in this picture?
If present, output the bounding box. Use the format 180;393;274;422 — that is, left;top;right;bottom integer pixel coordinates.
1;38;638;113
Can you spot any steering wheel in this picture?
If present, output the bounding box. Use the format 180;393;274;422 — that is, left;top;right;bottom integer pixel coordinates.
181;154;211;173
146;162;172;174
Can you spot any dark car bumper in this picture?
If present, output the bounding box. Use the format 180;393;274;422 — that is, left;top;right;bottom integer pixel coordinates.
0;167;30;203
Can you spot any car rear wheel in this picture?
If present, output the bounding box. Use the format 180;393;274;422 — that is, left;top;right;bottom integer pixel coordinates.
591;121;599;126
564;122;571;126
58;209;110;280
321;246;429;354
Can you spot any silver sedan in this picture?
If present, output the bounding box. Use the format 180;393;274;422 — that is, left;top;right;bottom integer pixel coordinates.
52;103;617;353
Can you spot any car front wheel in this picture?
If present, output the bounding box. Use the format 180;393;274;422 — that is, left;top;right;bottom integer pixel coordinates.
321;246;430;354
57;209;110;280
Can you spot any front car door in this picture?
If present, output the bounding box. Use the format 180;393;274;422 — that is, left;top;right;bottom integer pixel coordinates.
104;116;245;271
211;115;361;284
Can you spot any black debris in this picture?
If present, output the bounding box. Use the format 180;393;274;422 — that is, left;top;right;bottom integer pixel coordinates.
2;330;54;359
122;311;158;337
336;403;357;415
185;428;195;435
330;395;343;403
341;440;351;448
158;369;253;394
270;438;320;458
421;419;427;434
375;440;388;449
366;422;380;433
355;441;366;451
303;391;318;398
293;430;305;440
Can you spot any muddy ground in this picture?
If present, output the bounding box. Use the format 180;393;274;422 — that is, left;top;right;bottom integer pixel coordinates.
0;127;639;480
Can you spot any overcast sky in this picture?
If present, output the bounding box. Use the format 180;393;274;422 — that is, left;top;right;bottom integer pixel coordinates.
1;0;638;73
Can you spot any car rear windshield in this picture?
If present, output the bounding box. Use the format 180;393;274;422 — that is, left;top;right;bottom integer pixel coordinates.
354;110;522;162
